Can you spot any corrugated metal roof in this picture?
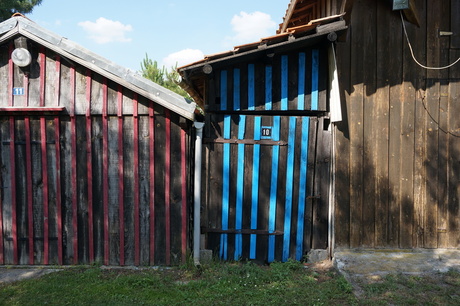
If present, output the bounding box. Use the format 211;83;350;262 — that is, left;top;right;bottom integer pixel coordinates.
0;16;196;121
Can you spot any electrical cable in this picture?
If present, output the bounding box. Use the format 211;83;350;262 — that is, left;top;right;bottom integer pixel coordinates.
400;11;460;70
419;91;460;138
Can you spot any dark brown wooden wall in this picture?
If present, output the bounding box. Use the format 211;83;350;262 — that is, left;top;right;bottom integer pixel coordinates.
201;48;332;263
0;39;193;265
334;0;460;249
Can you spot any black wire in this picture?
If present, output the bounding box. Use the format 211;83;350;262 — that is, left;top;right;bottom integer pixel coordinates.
420;94;460;138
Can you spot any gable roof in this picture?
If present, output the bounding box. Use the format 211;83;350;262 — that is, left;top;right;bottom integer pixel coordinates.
0;15;196;121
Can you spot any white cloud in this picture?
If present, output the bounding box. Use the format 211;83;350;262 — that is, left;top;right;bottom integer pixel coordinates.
78;17;133;44
162;49;204;68
223;11;277;48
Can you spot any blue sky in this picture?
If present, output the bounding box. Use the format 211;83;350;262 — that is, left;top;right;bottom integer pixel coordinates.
28;0;289;72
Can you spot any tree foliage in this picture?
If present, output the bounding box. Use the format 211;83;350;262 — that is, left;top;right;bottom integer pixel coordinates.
140;55;191;100
0;0;43;21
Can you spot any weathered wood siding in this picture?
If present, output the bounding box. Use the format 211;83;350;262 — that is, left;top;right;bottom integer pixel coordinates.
334;0;460;249
0;40;192;265
202;46;332;262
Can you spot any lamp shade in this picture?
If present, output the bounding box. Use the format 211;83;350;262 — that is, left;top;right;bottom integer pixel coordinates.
11;48;32;67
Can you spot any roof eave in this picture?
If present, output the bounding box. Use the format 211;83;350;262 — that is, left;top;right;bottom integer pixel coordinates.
179;20;347;72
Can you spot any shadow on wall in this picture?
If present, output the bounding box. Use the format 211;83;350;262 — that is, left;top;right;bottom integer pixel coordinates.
333;0;460;249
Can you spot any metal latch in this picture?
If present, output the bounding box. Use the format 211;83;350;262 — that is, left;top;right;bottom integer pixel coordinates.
439;30;454;37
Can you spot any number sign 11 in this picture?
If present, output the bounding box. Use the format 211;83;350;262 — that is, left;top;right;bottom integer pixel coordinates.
13;87;25;96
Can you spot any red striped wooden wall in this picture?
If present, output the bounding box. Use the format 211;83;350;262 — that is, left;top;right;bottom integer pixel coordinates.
0;40;192;265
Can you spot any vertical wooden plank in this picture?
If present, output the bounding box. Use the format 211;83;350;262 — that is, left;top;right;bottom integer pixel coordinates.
424;79;439;248
374;0;391;248
168;113;182;265
153;111;165;264
123;114;134;264
54;56;63;265
107;101;120;265
180;126;187;263
102;78;109;265
40;118;50;264
361;0;377;248
448;78;460;247
138;113;150;265
0;45;7;263
401;9;426;249
296;52;309;260
69;66;78;264
8;43;18;264
282;55;295;262
388;10;403;248
437;79;449;248
435;1;450;249
54;118;62;265
0;43;5;263
424;1;441;248
334;35;351;248
403;1;427;248
7;43;13;108
164;110;171;265
40;117;49;265
311;50;319;111
57;65;70;265
133;94;140;266
149;106;155;264
249;63;259;259
268;64;280;263
24;84;34;265
20;119;30;265
85;69;94;263
349;1;365;247
234;68;245;260
39;48;50;264
283;116;296;262
117;86;125;265
220;70;230;260
448;0;460;246
241;68;252;261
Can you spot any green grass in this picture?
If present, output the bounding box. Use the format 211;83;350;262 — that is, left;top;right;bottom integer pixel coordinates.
359;270;460;305
3;261;458;305
0;260;356;305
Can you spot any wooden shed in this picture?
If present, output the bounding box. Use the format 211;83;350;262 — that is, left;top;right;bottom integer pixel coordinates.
179;0;460;262
179;8;346;263
0;15;196;266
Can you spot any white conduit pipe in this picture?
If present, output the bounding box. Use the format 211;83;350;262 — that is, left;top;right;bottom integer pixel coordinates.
193;121;205;266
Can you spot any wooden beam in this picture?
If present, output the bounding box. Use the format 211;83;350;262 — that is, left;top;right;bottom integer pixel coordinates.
204;138;288;146
203;228;284;236
340;0;356;23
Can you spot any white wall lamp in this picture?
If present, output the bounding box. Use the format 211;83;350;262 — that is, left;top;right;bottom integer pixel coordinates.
12;37;32;68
